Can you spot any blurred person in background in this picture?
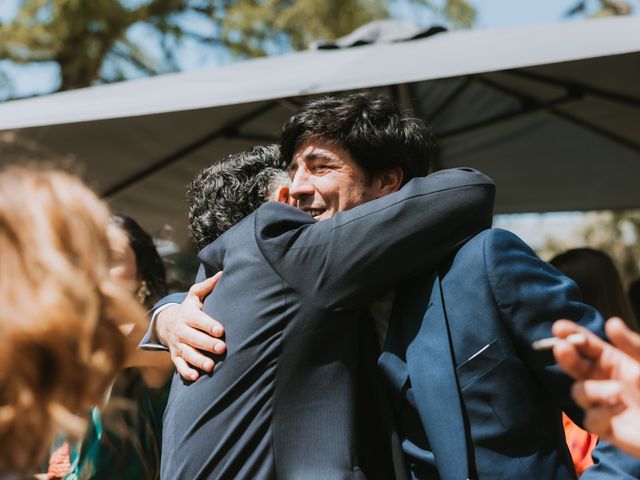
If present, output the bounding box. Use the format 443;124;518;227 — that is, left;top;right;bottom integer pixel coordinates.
550;247;639;475
551;248;638;332
0;165;143;478
48;215;173;480
627;278;640;324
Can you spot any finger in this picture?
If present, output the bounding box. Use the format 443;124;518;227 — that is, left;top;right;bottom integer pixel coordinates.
186;309;225;338
554;340;594;380
552;320;600;379
572;380;622;409
176;323;226;354
210;270;223;288
177;343;215;373
552;320;606;362
188;272;222;300
552;319;582;337
583;403;625;439
607;317;640;363
172;355;200;381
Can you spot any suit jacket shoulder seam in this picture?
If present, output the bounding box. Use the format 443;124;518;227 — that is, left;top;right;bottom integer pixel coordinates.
253;211;332;312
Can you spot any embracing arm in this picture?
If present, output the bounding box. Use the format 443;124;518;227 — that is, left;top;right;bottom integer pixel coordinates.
258;167;495;310
145;168;493;377
139;292;189;351
138;273;227;380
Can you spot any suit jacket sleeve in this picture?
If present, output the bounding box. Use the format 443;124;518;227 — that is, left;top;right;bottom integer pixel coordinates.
483;228;640;479
257;167;495;310
138;292;187;350
137;264;209;349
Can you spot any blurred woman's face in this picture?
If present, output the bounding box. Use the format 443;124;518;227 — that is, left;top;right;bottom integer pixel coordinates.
107;224;137;293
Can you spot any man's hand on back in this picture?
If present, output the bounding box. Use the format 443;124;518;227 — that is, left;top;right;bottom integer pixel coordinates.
157;272;227;381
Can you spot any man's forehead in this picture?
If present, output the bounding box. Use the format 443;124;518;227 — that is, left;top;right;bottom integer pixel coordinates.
292;139;349;162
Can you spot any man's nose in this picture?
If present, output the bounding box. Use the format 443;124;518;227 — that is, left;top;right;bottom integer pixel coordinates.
289;169;315;201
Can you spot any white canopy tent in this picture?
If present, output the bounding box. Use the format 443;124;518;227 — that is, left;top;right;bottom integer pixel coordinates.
0;16;638;246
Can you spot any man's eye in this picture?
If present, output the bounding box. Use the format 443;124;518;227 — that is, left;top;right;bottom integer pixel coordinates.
311;164;330;173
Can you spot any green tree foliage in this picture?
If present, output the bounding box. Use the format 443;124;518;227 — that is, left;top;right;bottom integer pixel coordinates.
0;0;475;94
580;211;640;283
220;0;476;57
221;0;389;56
0;0;217;91
565;0;636;18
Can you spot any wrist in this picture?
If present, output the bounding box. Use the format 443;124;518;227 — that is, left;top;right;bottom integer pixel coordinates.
156;308;173;346
151;303;179;347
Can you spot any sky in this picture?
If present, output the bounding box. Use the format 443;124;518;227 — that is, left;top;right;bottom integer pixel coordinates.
393;0;580;28
474;0;579;28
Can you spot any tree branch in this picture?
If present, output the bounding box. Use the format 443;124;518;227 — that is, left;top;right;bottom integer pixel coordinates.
110;47;159;76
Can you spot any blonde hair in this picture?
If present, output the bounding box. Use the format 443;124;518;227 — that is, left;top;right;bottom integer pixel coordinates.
0;166;145;473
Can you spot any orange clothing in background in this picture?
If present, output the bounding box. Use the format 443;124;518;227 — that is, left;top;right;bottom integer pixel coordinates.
563;412;598;476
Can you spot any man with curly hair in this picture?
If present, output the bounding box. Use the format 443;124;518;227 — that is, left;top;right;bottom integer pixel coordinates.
142;95;494;479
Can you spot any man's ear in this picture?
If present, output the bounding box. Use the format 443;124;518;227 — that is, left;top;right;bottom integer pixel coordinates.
374;167;404;197
273;185;289;204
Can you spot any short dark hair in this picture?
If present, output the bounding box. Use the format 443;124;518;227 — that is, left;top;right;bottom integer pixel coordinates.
186;145;287;250
112;213;168;308
628;277;640;322
281;91;434;184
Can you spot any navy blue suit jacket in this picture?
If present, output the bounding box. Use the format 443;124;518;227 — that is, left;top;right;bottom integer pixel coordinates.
380;228;640;479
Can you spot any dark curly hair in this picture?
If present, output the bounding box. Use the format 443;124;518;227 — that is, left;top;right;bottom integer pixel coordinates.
186;145;287;250
281;91;435;185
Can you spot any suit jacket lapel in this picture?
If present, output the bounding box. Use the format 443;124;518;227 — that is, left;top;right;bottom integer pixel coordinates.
404;273;471;480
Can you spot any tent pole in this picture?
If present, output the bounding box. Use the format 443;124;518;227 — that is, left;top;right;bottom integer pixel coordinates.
429;77;473;121
389;83;417;116
475;75;538;106
439;94;579;140
231;133;279;143
504;69;640;109
549;108;640;155
102;102;278;198
278;98;303;111
476;74;640;155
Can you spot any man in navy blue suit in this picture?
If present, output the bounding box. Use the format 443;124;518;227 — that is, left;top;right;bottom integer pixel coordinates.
147;92;640;479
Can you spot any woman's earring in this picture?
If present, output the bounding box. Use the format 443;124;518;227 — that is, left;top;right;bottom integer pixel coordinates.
136;279;151;304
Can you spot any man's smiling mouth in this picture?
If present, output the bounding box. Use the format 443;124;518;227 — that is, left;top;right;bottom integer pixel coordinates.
302;208;326;219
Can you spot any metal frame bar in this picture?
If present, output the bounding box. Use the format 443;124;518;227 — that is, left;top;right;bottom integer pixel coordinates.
438;93;580;140
475;75;540;107
102;101;278;198
504;69;640;108
478;72;640;154
550;108;640;154
232;132;280;143
429;76;473;121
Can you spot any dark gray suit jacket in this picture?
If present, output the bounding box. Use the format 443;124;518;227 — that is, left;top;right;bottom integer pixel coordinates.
157;168;495;479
